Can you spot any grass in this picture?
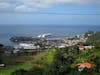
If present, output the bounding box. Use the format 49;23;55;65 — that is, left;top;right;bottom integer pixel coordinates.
0;64;32;75
0;49;56;75
0;52;47;75
0;55;34;75
44;50;56;65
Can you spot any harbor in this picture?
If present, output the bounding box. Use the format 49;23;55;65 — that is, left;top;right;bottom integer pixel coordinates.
0;32;91;55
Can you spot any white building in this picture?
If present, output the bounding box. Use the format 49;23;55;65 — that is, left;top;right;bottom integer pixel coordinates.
15;43;40;50
57;43;68;48
84;46;94;49
0;64;5;67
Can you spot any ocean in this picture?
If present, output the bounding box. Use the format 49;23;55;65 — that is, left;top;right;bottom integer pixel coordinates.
0;25;100;46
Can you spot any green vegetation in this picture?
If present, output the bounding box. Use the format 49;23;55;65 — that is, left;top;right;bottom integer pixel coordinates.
10;36;33;42
0;31;100;75
0;50;56;75
0;55;33;75
0;64;31;75
0;52;45;75
87;31;100;46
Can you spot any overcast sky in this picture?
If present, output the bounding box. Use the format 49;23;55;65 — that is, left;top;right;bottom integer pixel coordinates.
0;0;100;25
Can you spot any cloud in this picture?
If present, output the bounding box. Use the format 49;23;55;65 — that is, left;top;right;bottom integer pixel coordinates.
0;0;100;12
0;2;10;8
15;5;38;12
19;0;100;5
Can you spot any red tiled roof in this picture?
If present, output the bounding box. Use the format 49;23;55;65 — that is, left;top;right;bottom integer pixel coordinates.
78;45;84;48
77;62;92;69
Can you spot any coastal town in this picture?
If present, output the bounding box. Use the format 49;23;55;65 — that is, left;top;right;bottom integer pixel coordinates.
0;31;100;75
0;32;93;54
0;0;100;74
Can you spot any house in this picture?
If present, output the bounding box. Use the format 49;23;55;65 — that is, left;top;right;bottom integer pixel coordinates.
13;43;40;53
55;43;68;48
84;46;94;49
13;49;20;54
78;45;94;51
77;62;93;72
17;43;40;50
42;38;67;48
0;64;5;67
78;45;85;50
4;46;14;55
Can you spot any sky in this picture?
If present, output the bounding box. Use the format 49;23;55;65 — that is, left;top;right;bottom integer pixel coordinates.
0;0;100;26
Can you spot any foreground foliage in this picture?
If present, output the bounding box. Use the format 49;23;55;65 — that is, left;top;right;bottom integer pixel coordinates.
0;31;100;75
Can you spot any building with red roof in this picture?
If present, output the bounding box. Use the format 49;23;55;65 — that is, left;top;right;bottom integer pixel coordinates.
78;45;85;50
77;62;93;71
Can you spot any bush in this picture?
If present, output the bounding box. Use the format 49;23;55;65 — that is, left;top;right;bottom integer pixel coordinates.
11;69;28;75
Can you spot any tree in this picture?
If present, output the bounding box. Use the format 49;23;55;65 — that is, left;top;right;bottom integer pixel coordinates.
0;44;4;64
11;69;28;75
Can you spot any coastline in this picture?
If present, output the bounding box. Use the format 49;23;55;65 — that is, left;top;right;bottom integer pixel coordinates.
0;25;100;46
